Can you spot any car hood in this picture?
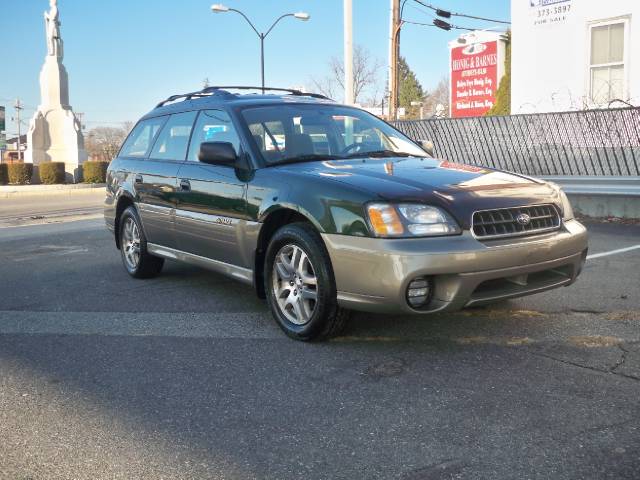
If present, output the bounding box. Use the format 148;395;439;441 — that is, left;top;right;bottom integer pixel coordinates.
276;157;561;229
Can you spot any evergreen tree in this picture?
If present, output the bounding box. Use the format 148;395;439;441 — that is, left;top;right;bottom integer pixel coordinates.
398;56;424;119
486;31;511;116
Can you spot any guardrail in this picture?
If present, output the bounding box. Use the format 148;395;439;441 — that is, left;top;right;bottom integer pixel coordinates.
539;176;640;196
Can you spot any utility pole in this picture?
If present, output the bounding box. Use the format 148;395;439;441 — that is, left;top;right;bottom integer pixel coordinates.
14;98;23;162
388;0;400;120
75;112;85;131
343;0;354;105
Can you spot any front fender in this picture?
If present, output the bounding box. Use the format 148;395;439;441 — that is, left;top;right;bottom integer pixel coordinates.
249;169;373;236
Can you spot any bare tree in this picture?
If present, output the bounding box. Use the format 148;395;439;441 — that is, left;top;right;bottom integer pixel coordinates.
85;124;130;162
423;77;450;117
310;45;383;104
122;121;134;134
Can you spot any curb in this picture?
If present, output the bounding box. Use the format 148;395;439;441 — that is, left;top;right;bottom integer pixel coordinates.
0;183;106;199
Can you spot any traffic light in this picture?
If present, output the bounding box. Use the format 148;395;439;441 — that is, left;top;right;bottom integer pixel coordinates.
433;19;452;31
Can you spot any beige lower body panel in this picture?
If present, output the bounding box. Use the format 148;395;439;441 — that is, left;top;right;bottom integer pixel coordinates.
322;219;588;314
147;243;254;285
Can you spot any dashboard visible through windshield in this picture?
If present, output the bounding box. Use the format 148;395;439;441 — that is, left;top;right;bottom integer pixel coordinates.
240;104;428;165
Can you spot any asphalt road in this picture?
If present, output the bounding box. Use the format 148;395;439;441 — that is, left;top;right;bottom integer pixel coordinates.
0;190;104;227
1;213;639;479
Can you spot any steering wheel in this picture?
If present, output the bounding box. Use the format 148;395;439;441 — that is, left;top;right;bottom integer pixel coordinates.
340;143;363;155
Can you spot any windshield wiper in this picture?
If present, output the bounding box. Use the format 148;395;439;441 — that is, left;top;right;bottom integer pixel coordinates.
270;154;338;166
343;150;421;159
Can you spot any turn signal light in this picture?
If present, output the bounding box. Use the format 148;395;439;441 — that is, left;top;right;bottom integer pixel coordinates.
367;204;404;236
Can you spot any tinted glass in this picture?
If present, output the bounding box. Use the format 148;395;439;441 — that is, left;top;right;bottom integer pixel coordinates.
150;111;198;161
188;109;241;162
119;117;166;158
241;104;426;165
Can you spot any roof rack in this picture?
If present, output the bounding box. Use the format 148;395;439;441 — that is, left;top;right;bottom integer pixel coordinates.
155;86;331;108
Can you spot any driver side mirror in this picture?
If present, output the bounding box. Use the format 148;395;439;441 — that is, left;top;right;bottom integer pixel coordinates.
419;140;435;157
198;141;237;166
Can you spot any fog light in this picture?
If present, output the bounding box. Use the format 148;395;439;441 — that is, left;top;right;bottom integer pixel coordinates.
406;277;433;309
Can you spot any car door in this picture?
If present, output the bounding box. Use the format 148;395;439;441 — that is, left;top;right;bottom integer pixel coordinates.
174;109;248;267
134;111;197;249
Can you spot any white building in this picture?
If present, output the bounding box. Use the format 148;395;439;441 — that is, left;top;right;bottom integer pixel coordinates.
512;0;640;113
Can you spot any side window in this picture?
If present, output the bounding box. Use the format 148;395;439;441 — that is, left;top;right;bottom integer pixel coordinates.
119;117;166;158
149;111;198;161
187;109;241;162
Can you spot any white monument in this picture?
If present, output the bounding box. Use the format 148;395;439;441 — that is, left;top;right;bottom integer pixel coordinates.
25;0;86;183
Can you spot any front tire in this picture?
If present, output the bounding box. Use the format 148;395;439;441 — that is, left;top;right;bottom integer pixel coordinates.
265;223;349;341
119;206;164;279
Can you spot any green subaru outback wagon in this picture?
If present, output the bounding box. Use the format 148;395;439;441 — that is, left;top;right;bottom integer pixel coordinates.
105;86;588;340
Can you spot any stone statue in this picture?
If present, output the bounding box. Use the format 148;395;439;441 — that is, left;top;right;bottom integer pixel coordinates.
25;0;86;183
44;0;63;59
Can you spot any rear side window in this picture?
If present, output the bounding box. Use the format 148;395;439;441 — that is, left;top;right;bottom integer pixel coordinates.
119;117;166;158
187;109;241;162
149;111;198;161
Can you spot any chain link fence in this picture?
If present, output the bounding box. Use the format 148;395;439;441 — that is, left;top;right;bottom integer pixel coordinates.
393;107;640;176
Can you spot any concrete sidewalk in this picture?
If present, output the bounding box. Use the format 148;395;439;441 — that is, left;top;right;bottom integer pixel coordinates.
0;183;106;199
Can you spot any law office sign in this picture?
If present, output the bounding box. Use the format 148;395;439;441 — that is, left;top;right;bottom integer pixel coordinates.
450;40;500;118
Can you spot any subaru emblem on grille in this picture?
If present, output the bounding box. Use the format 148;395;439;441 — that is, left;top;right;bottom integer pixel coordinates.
516;213;531;225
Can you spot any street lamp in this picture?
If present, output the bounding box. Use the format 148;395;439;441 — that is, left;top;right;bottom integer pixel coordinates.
211;4;310;92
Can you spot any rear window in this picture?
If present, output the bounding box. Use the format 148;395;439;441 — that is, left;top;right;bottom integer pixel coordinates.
119;117;166;158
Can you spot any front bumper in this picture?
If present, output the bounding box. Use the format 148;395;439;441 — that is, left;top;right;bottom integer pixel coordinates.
322;219;588;314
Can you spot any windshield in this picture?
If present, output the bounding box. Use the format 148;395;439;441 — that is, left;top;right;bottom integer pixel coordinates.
240;104;428;165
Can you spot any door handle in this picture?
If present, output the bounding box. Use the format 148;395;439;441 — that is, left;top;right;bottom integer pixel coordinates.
134;174;143;184
180;179;191;191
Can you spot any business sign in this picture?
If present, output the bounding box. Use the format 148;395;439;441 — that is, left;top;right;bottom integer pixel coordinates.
530;0;572;26
0;106;5;132
450;40;499;118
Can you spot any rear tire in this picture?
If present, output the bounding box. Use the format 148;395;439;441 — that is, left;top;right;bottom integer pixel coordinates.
119;206;164;279
265;222;349;341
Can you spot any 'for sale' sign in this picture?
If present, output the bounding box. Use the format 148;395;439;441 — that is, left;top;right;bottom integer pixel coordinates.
450;40;499;118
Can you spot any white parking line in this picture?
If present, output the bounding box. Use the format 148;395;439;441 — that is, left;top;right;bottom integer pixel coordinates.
587;244;640;260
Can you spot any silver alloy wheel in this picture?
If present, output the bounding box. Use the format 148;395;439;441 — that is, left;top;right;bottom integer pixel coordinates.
272;243;318;325
122;217;141;270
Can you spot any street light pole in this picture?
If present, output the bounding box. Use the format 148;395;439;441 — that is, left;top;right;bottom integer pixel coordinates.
344;0;354;105
260;34;265;92
211;5;310;93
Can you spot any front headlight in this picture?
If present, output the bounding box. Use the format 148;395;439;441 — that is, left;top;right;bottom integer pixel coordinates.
558;189;574;220
367;203;461;237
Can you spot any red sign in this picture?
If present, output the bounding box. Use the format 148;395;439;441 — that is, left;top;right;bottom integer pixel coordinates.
450;40;499;118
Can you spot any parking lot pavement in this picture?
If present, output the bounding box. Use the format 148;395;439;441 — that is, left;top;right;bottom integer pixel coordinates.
0;219;639;479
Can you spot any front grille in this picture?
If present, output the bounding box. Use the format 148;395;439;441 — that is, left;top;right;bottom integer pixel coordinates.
472;204;561;240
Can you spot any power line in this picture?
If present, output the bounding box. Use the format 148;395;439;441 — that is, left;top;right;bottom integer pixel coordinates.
405;3;497;31
403;18;475;31
413;0;511;25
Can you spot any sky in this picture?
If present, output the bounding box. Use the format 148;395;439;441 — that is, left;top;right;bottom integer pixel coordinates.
0;0;510;137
